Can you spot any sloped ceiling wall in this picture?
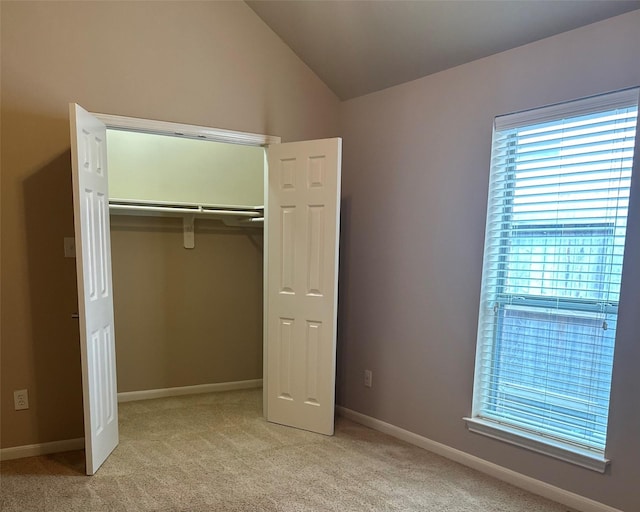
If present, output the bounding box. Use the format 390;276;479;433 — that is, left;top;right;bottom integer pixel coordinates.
248;0;640;99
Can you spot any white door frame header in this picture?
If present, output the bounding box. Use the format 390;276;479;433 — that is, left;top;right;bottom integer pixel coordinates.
92;112;281;147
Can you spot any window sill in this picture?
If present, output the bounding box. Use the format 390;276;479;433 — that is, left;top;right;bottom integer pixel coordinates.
463;417;609;473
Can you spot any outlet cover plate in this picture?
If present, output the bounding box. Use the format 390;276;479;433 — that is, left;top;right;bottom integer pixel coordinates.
364;370;373;388
14;389;29;410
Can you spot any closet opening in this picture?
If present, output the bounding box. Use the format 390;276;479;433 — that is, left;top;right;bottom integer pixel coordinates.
105;128;268;407
70;105;341;474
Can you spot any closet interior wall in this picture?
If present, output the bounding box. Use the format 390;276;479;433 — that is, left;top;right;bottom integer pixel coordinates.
111;217;263;392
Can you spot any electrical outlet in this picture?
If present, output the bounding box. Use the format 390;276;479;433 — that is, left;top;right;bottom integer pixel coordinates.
364;369;373;388
14;389;29;410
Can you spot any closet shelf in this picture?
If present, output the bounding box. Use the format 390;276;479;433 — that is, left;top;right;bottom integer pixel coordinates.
109;200;264;248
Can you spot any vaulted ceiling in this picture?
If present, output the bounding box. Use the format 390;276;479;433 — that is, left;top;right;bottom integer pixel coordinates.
247;0;640;100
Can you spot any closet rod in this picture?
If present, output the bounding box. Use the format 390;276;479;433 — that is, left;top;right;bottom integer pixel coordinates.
109;204;261;218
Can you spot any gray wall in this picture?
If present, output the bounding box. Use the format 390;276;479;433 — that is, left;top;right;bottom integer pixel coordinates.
337;11;640;512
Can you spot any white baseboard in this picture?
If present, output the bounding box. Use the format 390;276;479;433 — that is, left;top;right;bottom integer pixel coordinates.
117;379;263;403
0;437;84;462
336;406;622;512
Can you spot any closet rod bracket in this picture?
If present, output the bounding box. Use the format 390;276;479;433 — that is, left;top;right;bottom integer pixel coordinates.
183;215;195;249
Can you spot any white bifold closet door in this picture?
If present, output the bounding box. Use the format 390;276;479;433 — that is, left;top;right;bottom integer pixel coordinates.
69;104;119;475
70;103;342;474
266;139;341;435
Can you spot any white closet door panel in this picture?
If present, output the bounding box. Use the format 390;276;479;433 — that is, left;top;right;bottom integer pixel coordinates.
266;138;341;436
70;103;119;475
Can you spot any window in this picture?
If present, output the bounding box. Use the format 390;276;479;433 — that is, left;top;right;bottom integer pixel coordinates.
466;88;639;472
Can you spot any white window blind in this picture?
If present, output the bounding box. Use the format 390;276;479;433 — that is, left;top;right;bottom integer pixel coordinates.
469;88;639;467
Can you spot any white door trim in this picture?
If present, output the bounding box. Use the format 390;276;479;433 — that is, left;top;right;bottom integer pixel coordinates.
92;113;281;146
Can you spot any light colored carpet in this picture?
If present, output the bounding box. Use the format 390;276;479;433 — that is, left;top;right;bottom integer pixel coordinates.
0;389;572;511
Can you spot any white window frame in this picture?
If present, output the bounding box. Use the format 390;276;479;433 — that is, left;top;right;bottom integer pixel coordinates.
465;87;640;473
